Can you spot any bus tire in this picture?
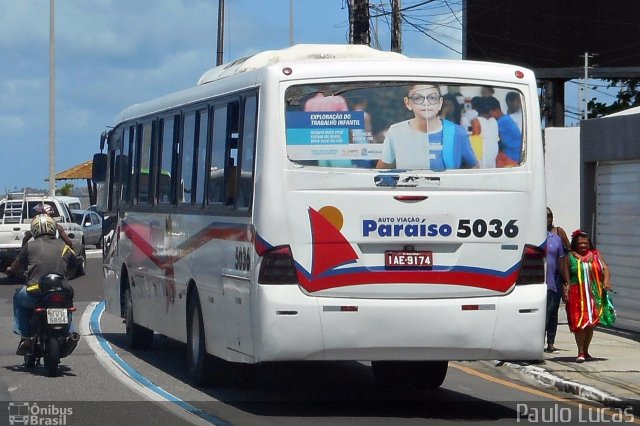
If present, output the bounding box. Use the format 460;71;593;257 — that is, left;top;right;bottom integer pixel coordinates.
124;286;154;350
372;360;448;390
186;290;214;386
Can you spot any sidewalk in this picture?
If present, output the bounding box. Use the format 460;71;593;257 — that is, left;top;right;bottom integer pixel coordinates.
506;307;640;413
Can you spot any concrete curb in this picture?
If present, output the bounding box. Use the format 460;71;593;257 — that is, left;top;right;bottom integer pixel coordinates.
507;362;639;413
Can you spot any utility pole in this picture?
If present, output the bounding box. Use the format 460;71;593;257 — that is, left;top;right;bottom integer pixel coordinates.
289;0;294;46
391;0;402;53
350;0;370;45
216;0;224;66
580;52;595;120
49;0;55;196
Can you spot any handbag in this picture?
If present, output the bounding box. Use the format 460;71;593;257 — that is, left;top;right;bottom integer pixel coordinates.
600;291;616;327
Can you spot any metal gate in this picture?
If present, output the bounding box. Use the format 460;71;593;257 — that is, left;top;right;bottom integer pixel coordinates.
595;161;640;332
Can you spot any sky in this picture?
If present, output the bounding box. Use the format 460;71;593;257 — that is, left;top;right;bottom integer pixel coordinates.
0;0;468;192
0;0;593;193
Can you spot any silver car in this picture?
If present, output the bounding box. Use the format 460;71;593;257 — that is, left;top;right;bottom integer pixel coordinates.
70;209;103;248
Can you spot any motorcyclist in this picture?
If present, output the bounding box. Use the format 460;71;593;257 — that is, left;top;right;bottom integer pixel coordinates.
10;214;77;355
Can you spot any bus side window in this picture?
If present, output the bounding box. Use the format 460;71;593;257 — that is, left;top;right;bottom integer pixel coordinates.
238;95;257;210
136;121;154;204
107;127;122;212
114;154;128;202
158;115;178;205
121;126;135;204
208;105;228;204
181;111;197;204
109;148;117;211
225;102;240;206
195;109;208;205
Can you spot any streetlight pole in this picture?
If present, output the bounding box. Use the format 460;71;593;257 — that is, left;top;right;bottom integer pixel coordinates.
49;0;56;195
216;0;225;66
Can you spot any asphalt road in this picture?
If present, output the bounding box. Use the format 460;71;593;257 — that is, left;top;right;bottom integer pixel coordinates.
0;255;615;425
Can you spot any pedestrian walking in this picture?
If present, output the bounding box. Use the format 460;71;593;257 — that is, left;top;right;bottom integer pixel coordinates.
545;207;570;353
566;230;612;363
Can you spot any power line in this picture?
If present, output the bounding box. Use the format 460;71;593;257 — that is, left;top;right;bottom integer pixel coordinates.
403;17;461;54
367;0;464;55
568;80;619;99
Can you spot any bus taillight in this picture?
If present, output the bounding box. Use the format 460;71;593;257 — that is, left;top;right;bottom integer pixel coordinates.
515;244;545;285
258;245;299;285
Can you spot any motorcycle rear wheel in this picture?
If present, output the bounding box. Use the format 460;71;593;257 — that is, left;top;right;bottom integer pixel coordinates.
44;337;61;377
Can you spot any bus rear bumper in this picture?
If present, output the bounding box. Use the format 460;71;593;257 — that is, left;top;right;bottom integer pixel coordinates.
255;284;546;362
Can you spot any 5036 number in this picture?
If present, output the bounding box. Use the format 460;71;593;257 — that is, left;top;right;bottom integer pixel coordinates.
456;219;519;239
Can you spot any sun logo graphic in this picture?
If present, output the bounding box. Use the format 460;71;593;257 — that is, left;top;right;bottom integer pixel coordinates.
317;206;344;230
308;206;358;276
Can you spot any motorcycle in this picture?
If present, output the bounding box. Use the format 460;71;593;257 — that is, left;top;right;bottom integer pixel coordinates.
23;273;80;377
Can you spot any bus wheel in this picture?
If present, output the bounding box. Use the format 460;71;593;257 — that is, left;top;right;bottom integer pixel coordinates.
124;287;154;350
186;290;214;386
372;360;448;390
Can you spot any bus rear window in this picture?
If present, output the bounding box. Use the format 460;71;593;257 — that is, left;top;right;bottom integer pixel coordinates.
284;82;524;171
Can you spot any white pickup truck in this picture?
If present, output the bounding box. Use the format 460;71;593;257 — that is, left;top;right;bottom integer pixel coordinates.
0;193;85;273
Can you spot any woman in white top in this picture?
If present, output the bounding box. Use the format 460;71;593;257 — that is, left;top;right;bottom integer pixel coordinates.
470;96;499;168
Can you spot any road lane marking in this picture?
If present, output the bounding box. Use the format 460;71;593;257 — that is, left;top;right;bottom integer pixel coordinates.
85;249;102;258
80;301;230;426
452;362;577;402
79;302;638;425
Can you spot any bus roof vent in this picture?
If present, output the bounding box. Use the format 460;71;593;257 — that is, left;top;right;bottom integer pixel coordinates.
197;44;407;85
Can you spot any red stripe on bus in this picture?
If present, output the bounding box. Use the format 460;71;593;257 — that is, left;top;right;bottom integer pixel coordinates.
121;221;253;275
297;269;519;293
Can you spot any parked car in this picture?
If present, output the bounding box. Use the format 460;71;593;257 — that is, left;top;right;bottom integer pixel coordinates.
70;209;103;248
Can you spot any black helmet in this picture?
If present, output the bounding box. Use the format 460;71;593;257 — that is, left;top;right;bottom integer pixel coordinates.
38;273;65;292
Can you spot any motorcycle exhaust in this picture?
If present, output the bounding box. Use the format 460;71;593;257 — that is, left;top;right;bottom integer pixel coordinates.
60;332;80;358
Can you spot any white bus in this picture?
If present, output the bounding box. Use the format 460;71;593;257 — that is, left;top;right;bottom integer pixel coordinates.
93;44;546;388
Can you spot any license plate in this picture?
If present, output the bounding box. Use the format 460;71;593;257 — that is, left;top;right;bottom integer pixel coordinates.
385;250;433;270
46;308;69;325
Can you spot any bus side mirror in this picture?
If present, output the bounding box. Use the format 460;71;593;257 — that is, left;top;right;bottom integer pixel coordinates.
92;153;108;183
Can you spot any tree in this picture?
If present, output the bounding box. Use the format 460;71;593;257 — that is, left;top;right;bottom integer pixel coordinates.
588;78;640;118
57;183;74;196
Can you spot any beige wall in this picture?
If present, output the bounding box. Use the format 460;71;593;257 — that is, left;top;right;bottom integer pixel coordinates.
544;127;581;235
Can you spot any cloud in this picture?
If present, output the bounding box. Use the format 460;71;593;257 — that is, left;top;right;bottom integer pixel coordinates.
0;115;27;132
0;0;462;190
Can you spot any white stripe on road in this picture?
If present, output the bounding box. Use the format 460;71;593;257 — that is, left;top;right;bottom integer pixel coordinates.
85;249;102;259
80;301;229;426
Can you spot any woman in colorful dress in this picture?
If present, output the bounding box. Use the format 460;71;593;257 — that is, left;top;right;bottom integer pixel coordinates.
566;230;612;363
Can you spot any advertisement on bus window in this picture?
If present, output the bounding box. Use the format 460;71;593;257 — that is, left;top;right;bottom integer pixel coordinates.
285;82;524;170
